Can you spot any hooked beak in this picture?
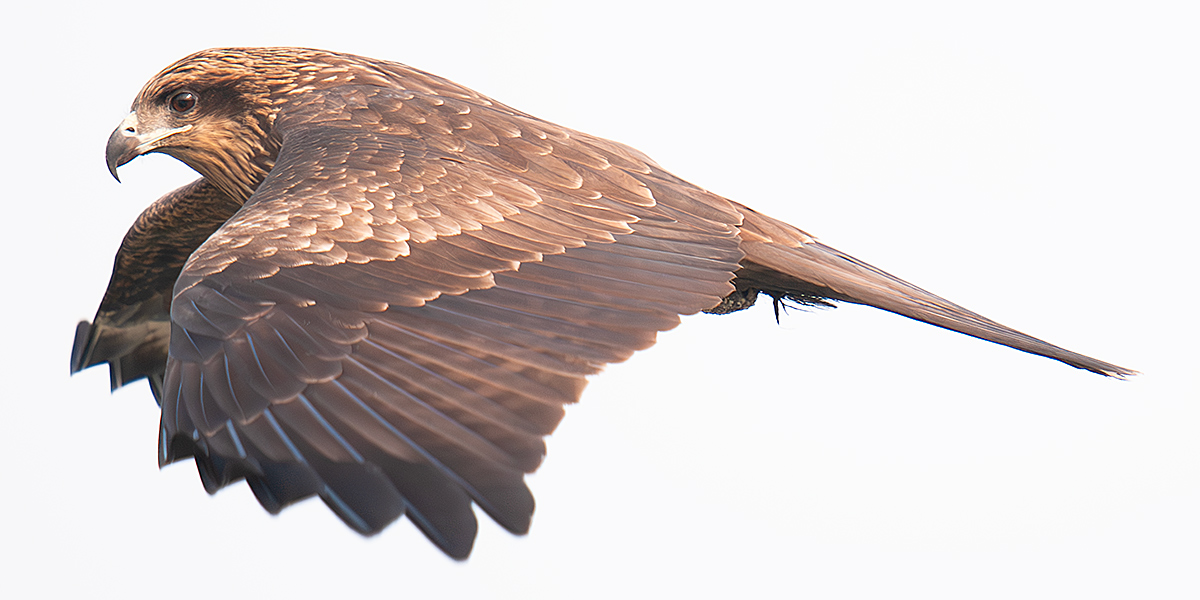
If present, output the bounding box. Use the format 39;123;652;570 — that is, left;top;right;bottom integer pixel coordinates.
105;112;192;182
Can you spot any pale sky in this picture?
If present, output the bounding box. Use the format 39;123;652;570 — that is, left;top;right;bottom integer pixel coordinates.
4;1;1196;598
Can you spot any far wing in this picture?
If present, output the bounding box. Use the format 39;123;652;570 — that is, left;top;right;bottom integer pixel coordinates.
72;179;241;398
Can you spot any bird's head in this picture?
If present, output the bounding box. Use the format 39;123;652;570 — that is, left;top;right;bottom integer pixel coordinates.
105;48;316;203
106;47;486;203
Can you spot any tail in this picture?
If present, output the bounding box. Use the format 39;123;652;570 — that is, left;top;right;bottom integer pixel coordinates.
730;205;1135;378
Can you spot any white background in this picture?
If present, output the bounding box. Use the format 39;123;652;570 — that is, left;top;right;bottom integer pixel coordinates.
3;1;1196;598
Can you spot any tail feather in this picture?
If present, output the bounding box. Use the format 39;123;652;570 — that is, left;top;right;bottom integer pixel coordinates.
734;207;1134;378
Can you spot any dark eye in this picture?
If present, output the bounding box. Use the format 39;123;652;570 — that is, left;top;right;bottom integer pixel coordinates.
169;91;197;113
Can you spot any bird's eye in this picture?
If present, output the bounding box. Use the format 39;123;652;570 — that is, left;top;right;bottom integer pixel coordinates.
169;91;197;113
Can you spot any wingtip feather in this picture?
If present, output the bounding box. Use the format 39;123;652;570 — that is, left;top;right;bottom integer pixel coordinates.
70;320;94;375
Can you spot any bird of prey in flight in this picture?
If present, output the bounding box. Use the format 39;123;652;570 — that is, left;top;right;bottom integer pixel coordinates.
72;47;1132;559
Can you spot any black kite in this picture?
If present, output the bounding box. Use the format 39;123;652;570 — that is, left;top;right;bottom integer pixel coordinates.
72;48;1132;558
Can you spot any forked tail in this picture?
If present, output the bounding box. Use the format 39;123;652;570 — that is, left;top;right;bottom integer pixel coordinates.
732;205;1134;378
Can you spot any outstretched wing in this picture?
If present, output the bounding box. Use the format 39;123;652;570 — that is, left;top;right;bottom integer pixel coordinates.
72;179;241;398
160;83;746;557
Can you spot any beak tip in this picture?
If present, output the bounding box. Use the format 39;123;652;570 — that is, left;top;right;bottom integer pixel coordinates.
105;112;140;184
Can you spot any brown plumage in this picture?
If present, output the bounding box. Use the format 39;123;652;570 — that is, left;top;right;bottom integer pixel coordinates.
72;47;1133;559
